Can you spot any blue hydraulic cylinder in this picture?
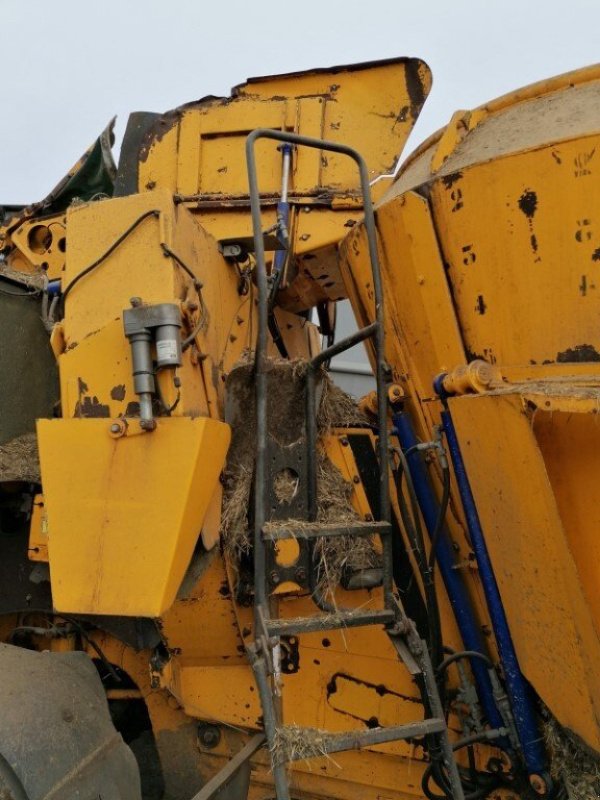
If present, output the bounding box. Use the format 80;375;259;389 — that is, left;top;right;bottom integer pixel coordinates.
392;409;507;737
441;407;549;781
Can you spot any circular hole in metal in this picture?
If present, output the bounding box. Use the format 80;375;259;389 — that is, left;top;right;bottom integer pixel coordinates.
27;224;52;254
273;467;299;505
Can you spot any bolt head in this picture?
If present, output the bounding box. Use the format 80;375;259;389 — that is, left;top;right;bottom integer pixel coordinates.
197;723;221;749
108;420;127;438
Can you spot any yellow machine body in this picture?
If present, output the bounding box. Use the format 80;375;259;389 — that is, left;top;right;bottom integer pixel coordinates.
342;63;600;755
1;57;599;800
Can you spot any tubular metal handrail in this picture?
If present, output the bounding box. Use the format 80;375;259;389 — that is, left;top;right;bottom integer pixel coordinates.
245;130;467;800
245;128;391;614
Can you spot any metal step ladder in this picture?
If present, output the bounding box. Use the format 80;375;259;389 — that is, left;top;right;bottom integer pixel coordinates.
245;129;465;800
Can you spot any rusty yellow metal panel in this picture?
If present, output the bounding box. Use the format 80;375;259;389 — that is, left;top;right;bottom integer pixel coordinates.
138;58;431;200
430;134;600;366
64;189;182;345
278;591;423;760
449;393;600;750
161;551;247;665
59;188;321;423
340;191;465;401
237;59;432;191
130;59;431;314
37;416;230;616
533;408;600;631
164;661;262;727
394;64;600;200
390;64;600;369
336;62;600;774
8;214;67;280
159;551;263;726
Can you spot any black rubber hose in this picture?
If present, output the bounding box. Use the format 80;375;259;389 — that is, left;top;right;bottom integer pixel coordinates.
422;761;495;800
436;650;493;677
5;609;121;683
422;731;507;800
428;462;451;573
394;455;444;671
0;752;30;800
61;209;159;305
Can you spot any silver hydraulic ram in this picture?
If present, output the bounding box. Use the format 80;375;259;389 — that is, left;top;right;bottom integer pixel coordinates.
122;299;182;430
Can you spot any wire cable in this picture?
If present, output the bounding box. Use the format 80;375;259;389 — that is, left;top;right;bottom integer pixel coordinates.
422;730;507;800
60;209;159;304
394;451;444;671
6;608;121;683
436;650;493;677
428;462;451;573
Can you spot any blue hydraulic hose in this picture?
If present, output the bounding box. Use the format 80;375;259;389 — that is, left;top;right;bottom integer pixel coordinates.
441;407;549;782
47;280;61;297
392;410;507;738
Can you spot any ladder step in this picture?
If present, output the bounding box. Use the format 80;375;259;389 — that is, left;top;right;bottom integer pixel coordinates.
266;608;395;636
274;718;446;762
262;520;391;542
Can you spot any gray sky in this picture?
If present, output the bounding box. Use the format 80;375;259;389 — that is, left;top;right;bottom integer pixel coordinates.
2;0;599;203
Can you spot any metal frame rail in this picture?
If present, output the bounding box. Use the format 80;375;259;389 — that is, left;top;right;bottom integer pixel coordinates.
246;128;391;613
245;129;464;800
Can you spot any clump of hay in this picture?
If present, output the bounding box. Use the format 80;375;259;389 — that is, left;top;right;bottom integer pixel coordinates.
271;725;332;766
273;468;300;504
0;265;45;292
312;453;380;594
0;433;40;483
221;465;253;562
221;452;380;594
220;357;379;592
545;716;600;799
317;374;369;432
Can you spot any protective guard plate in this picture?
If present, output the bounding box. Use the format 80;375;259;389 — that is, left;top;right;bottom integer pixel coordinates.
37;416;230;617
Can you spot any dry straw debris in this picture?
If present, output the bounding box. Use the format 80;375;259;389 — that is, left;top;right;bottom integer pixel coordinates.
220;464;253;562
271;725;334;767
220;359;379;593
0;433;40;483
545;717;600;799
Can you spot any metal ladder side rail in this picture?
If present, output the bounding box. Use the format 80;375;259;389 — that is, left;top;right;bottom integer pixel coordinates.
246;129;391;800
388;626;466;800
245;130;464;800
246;128;392;620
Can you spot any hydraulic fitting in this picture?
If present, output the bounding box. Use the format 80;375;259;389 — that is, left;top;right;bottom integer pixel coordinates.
123;300;182;430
